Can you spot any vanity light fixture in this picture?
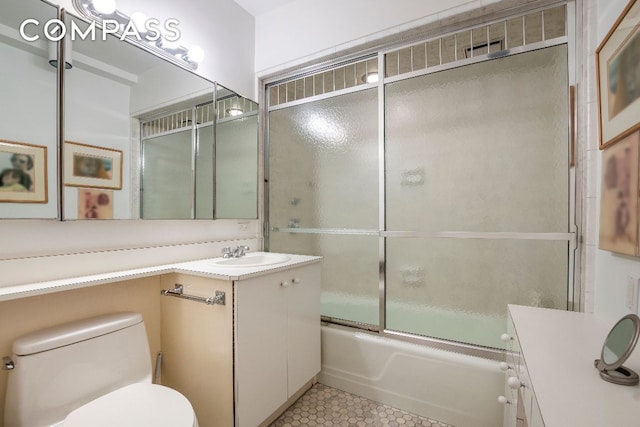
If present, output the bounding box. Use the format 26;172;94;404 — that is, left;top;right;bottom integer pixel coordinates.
72;0;205;70
129;11;148;32
91;0;116;15
187;46;205;64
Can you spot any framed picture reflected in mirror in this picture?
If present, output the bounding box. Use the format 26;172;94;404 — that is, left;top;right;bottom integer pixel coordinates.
64;141;122;190
0;139;48;203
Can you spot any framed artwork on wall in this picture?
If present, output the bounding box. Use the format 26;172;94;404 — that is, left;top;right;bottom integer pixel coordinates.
596;0;640;149
77;188;114;220
0;139;48;203
64;141;123;189
599;130;640;255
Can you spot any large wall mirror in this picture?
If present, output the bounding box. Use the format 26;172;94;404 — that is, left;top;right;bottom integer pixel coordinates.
0;0;59;219
215;87;258;219
138;85;258;219
62;12;258;220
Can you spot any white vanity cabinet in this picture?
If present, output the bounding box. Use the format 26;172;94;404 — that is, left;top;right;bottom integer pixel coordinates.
234;262;321;427
0;252;320;427
157;253;321;427
501;305;640;427
501;311;542;427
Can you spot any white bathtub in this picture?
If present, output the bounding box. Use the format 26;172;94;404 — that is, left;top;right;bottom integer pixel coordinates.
319;325;504;427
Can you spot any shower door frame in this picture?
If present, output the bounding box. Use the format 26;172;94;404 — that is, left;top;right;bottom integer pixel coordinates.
262;0;580;360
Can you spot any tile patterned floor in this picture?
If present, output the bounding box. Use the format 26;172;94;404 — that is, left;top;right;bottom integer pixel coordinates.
270;383;455;427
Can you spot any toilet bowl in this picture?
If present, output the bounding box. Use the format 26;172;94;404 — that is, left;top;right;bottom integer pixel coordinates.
64;383;198;427
3;312;198;427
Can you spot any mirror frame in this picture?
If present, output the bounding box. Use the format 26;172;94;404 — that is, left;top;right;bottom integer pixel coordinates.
594;313;640;385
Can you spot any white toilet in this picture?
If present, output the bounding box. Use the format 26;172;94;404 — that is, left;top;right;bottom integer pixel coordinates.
3;312;198;427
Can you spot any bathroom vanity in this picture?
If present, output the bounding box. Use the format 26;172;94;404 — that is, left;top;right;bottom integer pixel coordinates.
160;253;322;427
501;305;640;427
0;252;321;427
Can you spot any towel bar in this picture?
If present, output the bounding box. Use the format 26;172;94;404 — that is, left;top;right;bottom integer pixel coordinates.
161;284;226;306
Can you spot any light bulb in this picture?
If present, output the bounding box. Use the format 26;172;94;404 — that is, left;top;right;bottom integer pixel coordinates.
366;72;379;83
188;45;205;63
130;12;148;32
160;34;180;49
227;107;243;116
92;0;117;15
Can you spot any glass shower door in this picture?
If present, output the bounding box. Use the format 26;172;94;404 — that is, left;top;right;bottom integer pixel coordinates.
384;45;570;348
268;88;380;326
141;129;193;219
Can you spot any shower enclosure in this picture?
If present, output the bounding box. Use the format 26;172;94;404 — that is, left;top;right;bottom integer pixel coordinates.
266;4;576;354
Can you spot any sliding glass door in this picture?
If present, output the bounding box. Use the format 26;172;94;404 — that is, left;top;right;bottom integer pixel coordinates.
268;89;380;325
266;4;574;350
384;45;569;348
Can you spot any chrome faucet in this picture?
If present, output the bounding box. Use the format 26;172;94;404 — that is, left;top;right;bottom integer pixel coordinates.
222;245;250;258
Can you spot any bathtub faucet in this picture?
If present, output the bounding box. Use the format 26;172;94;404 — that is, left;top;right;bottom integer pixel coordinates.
222;245;250;258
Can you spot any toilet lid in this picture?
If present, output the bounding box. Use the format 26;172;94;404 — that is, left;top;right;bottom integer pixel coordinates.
63;383;196;427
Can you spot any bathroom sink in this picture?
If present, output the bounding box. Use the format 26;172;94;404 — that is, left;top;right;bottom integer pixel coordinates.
212;252;290;267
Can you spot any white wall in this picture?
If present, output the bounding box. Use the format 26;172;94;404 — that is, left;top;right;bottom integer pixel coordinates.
254;0;499;76
593;0;640;323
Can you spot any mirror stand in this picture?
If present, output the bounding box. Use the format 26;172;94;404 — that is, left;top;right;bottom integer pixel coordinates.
594;313;640;386
594;359;639;386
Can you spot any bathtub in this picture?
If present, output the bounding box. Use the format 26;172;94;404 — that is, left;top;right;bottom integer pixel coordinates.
321;291;509;349
319;324;504;427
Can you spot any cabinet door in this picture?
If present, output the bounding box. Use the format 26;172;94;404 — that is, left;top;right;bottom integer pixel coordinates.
235;273;288;427
286;263;321;397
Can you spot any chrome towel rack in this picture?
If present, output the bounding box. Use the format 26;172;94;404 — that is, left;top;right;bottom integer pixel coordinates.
161;284;226;306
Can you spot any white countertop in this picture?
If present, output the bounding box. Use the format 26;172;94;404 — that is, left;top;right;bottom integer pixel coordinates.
170;253;321;280
508;305;640;427
0;252;321;302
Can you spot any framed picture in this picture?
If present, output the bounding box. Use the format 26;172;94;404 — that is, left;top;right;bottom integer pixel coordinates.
77;188;114;220
599;130;640;255
64;141;122;189
0;139;48;203
596;0;640;149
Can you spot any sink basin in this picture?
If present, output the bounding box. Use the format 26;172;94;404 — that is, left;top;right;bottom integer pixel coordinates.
212;252;291;267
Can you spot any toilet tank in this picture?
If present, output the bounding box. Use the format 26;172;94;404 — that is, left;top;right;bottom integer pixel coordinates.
4;312;153;427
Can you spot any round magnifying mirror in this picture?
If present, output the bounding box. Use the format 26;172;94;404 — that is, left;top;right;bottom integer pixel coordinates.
594;313;640;386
